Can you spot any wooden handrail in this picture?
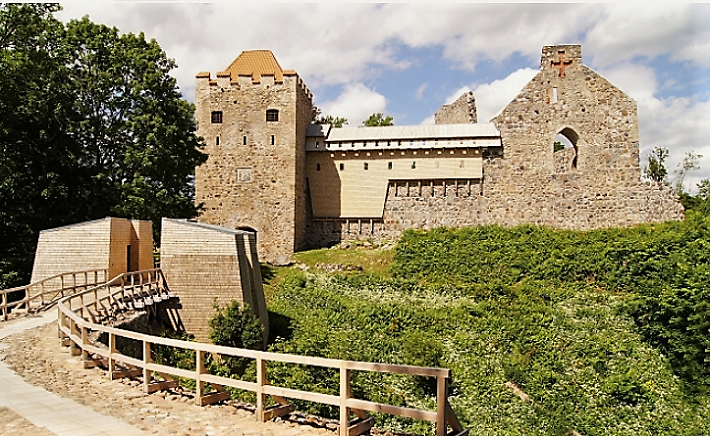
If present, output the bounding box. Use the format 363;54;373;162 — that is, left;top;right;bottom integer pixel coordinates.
52;268;465;436
1;269;108;321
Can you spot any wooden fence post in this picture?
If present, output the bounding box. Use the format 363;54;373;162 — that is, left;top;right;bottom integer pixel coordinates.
196;350;205;405
81;324;89;363
1;291;6;321
256;357;266;421
108;332;116;380
340;366;351;436
436;376;447;436
143;340;152;394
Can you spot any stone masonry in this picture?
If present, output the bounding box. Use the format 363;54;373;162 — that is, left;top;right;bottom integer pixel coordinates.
434;91;477;124
196;45;684;259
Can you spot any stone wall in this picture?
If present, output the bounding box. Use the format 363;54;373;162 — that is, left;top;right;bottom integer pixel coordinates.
194;64;313;264
434;91;477;124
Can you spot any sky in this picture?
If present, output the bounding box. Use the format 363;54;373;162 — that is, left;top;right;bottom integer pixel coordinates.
56;3;710;193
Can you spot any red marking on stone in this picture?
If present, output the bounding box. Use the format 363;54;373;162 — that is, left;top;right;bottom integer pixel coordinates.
551;52;573;78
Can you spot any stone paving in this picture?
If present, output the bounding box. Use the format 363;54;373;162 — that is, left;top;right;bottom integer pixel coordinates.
0;313;337;436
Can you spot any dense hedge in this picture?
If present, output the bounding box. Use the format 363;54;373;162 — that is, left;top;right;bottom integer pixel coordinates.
264;214;710;435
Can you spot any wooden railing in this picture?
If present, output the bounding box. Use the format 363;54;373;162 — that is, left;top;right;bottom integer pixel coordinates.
1;269;108;321
53;269;466;436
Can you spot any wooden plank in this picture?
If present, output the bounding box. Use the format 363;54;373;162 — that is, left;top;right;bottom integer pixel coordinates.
445;400;463;432
348;417;374;436
262;386;340;407
263;404;295;421
83;358;107;369
437;376;447;436
145;362;195;380
346;399;437;422
110;369;142;380
146;380;179;394
198;391;231;406
201;374;257;393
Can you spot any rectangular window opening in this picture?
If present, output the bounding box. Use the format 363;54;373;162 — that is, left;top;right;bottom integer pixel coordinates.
339;163;345;171
271;135;275;145
364;163;369;170
216;136;220;146
388;162;393;170
552;87;558;103
211;111;223;124
243;136;247;145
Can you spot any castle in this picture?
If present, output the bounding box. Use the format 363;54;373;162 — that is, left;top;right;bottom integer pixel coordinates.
194;45;683;264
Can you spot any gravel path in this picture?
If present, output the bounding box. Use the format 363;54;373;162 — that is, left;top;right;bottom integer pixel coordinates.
0;319;337;436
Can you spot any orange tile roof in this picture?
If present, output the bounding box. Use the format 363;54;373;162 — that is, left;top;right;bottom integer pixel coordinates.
218;50;284;84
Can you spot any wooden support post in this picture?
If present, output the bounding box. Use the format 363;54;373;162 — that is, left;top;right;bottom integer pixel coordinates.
340;366;351;436
81;325;89;365
436;376;447;436
70;318;80;356
2;292;7;321
143;340;151;394
195;350;205;406
256;357;266;422
108;332;116;380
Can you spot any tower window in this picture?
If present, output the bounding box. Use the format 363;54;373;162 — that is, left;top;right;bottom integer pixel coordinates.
216;136;220;146
388;162;393;170
339;163;345;171
411;161;416;169
364;163;369;170
317;163;321;171
266;109;279;122
271;135;275;145
211;111;223;123
243;136;247;145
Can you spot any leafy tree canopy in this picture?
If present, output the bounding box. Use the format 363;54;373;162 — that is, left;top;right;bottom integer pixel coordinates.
643;146;669;183
362;112;394;127
0;4;206;289
315;114;348;128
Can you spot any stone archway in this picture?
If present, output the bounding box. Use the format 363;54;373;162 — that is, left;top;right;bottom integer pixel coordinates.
553;127;579;173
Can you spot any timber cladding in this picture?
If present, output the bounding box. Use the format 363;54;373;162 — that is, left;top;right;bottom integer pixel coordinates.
30;217;153;284
160;218;268;342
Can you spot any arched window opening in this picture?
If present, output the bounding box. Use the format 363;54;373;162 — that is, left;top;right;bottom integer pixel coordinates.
553;128;579;173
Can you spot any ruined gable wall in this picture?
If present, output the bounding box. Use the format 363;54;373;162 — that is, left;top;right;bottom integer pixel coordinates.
434;91;478;124
195;73;310;264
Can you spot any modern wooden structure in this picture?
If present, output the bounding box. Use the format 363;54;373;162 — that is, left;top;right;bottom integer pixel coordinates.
160;218;269;342
30;217;153;284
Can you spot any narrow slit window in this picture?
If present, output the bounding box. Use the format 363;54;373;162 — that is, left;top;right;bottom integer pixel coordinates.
388;162;393;170
411;161;416;169
216;136;220;146
243;136;247;145
339;163;345;171
316;163;321;171
552;87;558;103
271;135;275;145
211;111;223;123
266;109;279;122
364;163;369;170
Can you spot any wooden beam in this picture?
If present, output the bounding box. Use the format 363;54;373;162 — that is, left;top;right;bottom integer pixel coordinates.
146;379;179;394
198;391;231;406
109;369;142;380
262;404;295;421
348;417;375;436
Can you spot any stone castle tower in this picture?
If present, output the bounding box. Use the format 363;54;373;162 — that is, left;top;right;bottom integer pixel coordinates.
194;50;313;264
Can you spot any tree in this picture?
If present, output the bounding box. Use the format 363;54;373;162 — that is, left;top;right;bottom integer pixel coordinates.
643;147;669;184
362;112;394;127
553;141;565;152
670;151;702;195
315;114;348;128
0;4;206;289
208;300;264;374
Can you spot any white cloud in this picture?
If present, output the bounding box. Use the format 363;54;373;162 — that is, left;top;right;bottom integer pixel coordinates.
415;83;428;100
318;83;388;127
470;68;539;122
585;4;710;68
